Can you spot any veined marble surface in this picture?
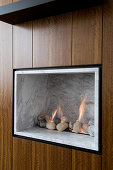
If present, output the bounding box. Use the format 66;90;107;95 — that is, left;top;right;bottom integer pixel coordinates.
15;73;95;131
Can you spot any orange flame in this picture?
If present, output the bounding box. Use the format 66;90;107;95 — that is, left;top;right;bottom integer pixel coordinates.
48;120;54;122
80;128;86;133
48;105;63;123
78;96;87;122
51;109;57;121
57;105;63;120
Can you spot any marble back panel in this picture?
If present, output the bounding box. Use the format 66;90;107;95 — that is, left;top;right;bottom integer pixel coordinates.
16;72;95;131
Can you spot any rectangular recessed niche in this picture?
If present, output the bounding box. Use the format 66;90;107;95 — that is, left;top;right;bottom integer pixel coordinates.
13;66;101;152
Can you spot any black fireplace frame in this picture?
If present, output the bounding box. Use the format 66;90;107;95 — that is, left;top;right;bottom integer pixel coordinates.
12;64;102;155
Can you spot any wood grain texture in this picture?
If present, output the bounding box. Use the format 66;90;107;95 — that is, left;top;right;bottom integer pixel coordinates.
33;13;72;67
32;13;72;170
0;0;12;6
12;17;33;170
72;6;102;65
72;150;101;170
32;142;47;170
72;6;102;170
13;21;32;68
13;138;32;170
1;1;113;170
12;19;33;170
102;0;113;169
0;21;12;170
32;142;72;170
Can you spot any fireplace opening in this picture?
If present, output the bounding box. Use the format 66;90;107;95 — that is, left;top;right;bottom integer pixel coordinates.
13;66;101;152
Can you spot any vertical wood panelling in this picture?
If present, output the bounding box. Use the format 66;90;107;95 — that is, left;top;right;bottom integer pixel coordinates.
32;142;47;170
32;12;72;170
46;144;72;170
102;0;113;170
12;20;33;170
32;142;72;170
33;13;72;67
13;138;32;170
72;7;102;65
0;21;12;170
1;0;113;169
72;6;102;170
72;150;101;170
13;22;32;68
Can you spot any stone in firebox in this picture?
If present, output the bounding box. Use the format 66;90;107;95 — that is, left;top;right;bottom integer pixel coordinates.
37;113;47;121
54;118;60;125
72;121;81;133
37;119;46;128
46;122;56;130
61;116;69;123
69;121;75;131
56;122;68;132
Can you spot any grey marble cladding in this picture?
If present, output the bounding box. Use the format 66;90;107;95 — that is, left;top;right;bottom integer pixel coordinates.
16;73;95;132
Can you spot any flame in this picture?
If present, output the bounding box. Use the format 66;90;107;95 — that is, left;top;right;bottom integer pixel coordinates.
78;96;87;122
51;109;57;121
48;105;63;123
48;120;54;122
80;128;86;133
57;105;63;120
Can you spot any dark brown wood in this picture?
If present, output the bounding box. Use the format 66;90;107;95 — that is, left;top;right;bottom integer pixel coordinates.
0;21;12;170
32;142;47;170
12;17;33;170
72;6;102;170
32;13;72;170
0;0;102;25
102;0;113;170
72;6;102;65
1;0;113;169
13;138;32;170
32;142;72;170
72;150;102;170
33;13;72;67
13;21;32;68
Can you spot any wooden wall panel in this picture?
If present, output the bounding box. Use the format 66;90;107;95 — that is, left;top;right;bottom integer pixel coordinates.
1;0;113;169
13;138;32;170
72;151;101;170
33;13;72;67
32;142;72;170
32;142;47;170
72;7;102;65
12;20;33;170
0;21;12;170
102;0;113;170
0;0;12;6
72;6;102;170
13;22;32;68
32;13;72;170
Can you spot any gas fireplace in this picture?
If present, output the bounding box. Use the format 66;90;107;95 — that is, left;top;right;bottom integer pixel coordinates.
13;66;101;152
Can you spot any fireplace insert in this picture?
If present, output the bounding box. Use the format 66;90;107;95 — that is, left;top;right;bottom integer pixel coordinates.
13;65;102;153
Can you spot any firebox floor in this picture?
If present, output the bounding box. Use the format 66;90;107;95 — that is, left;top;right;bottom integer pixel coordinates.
15;126;98;151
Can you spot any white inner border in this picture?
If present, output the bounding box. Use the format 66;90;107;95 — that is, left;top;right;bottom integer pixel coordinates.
14;67;99;151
